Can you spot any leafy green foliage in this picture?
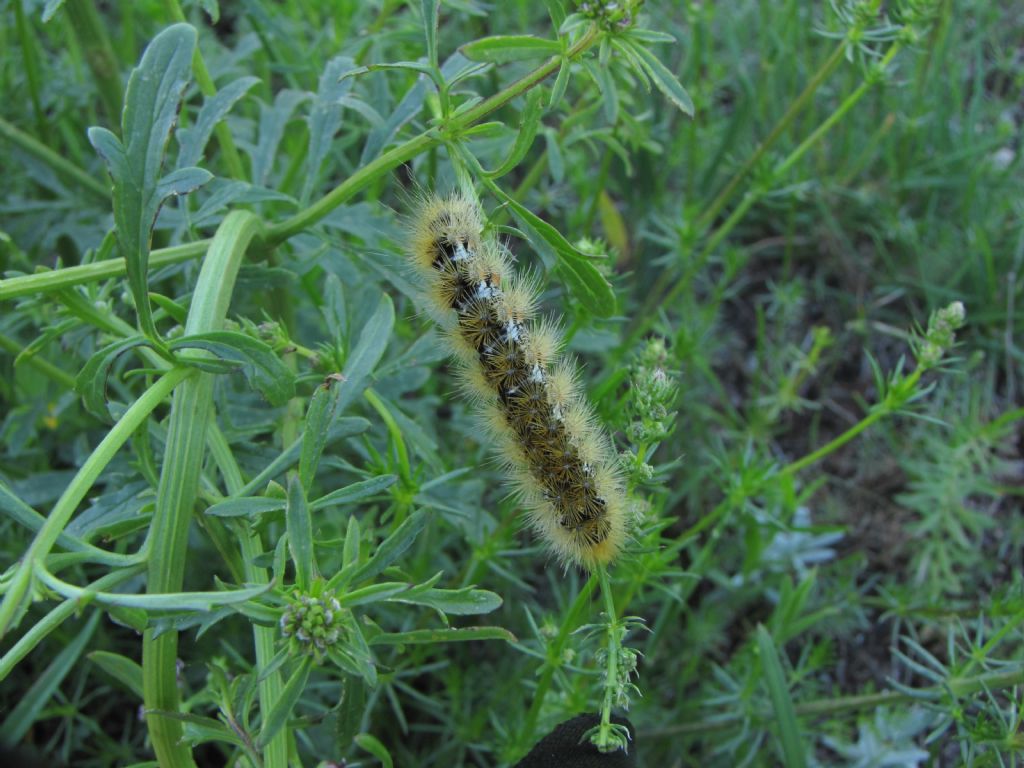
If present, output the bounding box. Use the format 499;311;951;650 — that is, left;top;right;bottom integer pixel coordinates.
1;1;1022;767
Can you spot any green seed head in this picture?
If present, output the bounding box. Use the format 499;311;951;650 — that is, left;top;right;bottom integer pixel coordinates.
280;587;345;661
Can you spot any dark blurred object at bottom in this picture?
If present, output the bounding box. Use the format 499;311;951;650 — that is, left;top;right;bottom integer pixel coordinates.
514;713;636;767
0;745;56;768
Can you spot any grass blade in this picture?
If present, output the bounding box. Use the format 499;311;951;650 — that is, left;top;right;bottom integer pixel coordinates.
757;624;806;768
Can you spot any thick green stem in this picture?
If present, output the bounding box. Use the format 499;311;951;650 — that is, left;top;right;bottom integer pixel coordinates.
0;24;601;304
143;211;260;768
0;366;192;637
0;242;207;302
206;426;288;768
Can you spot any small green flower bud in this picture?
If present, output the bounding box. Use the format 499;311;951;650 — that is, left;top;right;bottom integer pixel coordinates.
916;300;967;369
280;585;346;662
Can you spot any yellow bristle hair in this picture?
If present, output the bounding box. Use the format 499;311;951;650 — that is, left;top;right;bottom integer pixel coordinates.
406;192;629;569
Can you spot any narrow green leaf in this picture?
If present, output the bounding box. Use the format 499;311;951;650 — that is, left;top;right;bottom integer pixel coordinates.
87;24;204;339
344;508;430;587
303;56;357;203
422;0;440;68
0;612;98;746
256;646;291;684
341;581;414;608
623;38;694;116
462;35;562;63
492;187;616;317
342;61;438;82
168;330;295;405
388;587;503;616
149;606;240;641
74;335;154;420
757;625;807;768
355;732;393;768
257;658;312;749
204;497;286;519
299;376;343;493
627;28;678;44
335;677;367;754
146;710;243;747
485;89;544;179
369;626;515;646
597;189;630;260
342;514;361;570
343;617;378;687
88;650;144;699
149;292;188;325
41;0;66;22
155;166;213;201
239;417;371;497
177;76;260;168
0;481;111;557
36;567;271;612
549;58;571;109
360;76;429;164
310;475;397;511
544;0;568;28
584;60;618;124
336;293;394;412
108;605;149;633
286;474;315;590
251;90;311;186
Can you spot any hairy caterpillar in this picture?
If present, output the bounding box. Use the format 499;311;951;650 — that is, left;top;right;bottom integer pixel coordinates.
407;193;628;569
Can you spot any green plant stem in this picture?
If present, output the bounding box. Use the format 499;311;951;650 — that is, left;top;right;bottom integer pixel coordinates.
694;39;848;234
239;530;287;768
594;563;620;752
162;0;248;180
775;44;904;180
635;37;905;353
0;25;601;304
781;361;920;477
13;1;49;145
250;25;596;245
0;366;192;637
516;573;598;757
0;332;77;389
206;425;288;768
364;389;413;501
0;242;207;302
64;0;123;123
781;407;886;477
0;116;110;201
0;565;142;683
143;211;259;768
642;665;1024;739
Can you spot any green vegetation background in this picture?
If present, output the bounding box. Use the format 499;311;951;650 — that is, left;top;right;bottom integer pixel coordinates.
0;1;1021;766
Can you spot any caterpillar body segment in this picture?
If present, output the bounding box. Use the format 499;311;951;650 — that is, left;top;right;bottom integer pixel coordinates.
407;193;628;569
